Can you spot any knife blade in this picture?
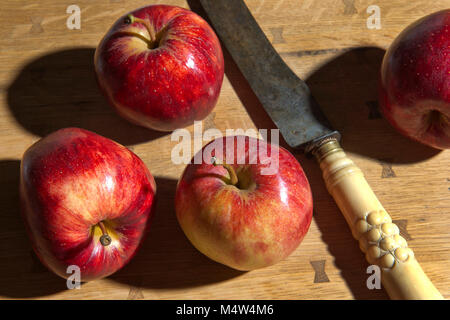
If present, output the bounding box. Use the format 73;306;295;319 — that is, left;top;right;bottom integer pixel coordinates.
198;0;339;151
199;0;443;300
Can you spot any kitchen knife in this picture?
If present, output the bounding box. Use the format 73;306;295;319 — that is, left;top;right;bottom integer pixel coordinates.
199;0;443;300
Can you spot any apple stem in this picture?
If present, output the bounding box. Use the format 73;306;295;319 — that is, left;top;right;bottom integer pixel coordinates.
211;157;238;186
125;14;156;44
98;221;112;247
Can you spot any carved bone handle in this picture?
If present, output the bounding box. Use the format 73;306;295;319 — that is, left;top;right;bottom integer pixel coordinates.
313;139;443;300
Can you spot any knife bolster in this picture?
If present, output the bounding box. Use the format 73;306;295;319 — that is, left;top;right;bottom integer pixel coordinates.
304;131;341;154
312;139;444;300
311;138;342;162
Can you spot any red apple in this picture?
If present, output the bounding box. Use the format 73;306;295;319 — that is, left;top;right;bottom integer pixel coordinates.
20;128;156;281
379;9;450;149
94;5;224;132
175;136;313;270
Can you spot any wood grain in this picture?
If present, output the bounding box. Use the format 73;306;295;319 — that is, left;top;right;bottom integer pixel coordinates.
0;0;449;300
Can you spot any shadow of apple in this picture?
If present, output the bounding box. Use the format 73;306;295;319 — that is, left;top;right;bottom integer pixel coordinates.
109;176;245;290
305;46;441;164
7;47;168;146
0;159;68;298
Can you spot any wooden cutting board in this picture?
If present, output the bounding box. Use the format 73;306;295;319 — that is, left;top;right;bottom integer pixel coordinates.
0;0;449;300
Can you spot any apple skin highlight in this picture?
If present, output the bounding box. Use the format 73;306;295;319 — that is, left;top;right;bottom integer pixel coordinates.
20;128;156;281
175;136;313;271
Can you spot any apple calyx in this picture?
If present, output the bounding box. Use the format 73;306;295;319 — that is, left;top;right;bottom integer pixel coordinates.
211;157;238;186
97;221;112;246
124;14;158;48
428;110;449;129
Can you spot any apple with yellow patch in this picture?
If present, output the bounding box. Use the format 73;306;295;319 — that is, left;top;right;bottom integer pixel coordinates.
175;136;313;270
20;128;156;281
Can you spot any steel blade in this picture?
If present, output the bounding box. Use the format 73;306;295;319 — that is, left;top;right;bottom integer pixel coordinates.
199;0;339;150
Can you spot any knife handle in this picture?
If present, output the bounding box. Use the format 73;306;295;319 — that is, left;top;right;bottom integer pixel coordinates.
313;139;443;300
